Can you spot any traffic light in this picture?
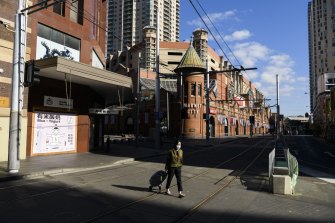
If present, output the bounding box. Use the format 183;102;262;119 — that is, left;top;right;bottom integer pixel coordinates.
24;60;40;87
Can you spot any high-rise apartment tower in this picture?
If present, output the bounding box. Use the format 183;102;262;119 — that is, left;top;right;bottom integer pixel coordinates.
308;0;335;135
107;0;180;56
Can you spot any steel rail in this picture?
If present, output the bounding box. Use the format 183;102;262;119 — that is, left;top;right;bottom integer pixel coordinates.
82;138;270;223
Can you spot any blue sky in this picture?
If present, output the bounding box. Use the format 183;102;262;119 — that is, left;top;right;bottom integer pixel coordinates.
179;0;311;116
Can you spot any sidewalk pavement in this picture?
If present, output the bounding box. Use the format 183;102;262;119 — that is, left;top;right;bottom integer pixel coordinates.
0;136;242;182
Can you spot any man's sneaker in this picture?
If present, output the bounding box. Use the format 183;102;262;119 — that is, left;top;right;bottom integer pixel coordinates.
178;192;185;198
165;189;171;195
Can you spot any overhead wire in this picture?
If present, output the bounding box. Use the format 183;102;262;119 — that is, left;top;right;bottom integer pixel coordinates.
188;0;233;67
63;0;126;51
65;0;184;74
194;0;247;76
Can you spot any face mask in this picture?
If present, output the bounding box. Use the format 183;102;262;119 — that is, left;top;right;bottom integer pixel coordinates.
176;145;181;150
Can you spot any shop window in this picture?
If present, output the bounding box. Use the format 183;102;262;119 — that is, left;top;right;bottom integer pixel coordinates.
38;23;80;51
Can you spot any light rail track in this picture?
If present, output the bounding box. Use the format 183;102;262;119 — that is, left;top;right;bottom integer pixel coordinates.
82;138;272;223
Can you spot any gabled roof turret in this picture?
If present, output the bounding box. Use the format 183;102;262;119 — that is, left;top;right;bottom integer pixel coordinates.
174;42;206;74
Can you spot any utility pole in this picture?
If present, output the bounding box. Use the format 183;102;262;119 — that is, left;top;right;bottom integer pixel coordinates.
155;7;161;150
8;0;27;173
136;54;141;147
276;74;280;139
205;59;210;144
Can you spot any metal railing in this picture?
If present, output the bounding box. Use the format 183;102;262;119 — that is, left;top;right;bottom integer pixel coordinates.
269;137;299;194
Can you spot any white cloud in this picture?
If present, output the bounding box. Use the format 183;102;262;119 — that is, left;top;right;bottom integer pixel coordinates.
269;54;294;67
230;41;298;98
296;76;308;82
233;42;270;67
208;32;224;42
243;70;258;80
258;85;276;98
224;29;251;42
260;54;295;85
253;81;262;89
280;84;296;96
187;10;237;27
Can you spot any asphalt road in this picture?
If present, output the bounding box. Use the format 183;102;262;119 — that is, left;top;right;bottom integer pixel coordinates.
0;136;334;223
284;135;335;180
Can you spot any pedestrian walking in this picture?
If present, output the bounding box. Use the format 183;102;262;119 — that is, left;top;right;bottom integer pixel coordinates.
165;139;185;198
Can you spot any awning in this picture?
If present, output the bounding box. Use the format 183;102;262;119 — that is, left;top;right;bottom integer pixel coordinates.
140;78;177;93
35;57;133;105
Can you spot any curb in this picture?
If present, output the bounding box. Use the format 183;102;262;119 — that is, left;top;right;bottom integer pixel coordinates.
0;152;167;183
0;138;243;183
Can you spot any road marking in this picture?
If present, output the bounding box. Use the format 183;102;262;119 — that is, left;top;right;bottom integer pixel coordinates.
299;165;335;184
324;152;335;158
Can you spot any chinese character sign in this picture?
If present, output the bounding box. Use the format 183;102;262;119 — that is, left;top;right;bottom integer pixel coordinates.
33;111;77;154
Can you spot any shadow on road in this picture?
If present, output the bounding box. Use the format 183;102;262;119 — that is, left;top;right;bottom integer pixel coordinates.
112;184;151;192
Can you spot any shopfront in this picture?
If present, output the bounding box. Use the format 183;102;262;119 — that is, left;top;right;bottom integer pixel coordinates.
26;57;132;156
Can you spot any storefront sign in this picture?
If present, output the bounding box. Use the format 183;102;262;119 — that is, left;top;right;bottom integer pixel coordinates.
32;111;77;155
234;95;245;107
44;96;73;109
0;96;10;108
89;108;119;115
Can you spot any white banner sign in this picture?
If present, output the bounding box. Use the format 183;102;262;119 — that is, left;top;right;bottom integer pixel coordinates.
32;111;77;154
36;36;80;61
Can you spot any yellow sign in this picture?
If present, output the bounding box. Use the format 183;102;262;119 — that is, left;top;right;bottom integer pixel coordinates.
0;97;10;108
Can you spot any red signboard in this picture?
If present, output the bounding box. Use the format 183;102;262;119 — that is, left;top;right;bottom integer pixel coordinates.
234;96;245;107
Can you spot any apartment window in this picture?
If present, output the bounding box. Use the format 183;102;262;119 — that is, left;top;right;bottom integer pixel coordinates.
167;61;179;65
168;52;183;56
227;88;233;100
53;0;65;16
191;83;196;96
198;84;202;97
70;0;84;25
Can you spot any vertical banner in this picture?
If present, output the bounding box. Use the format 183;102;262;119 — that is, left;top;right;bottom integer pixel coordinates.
32;111;77;155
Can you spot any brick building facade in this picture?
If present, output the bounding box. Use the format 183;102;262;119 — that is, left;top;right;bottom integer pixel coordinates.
0;0;133;162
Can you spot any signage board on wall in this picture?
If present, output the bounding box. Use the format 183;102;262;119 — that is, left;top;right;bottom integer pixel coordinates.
0;96;10;108
89;108;119;115
44;96;73;109
32;111;77;155
36;36;80;62
234;95;245;107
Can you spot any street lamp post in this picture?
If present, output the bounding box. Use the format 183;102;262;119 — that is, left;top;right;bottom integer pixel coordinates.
8;0;27;173
155;7;160;150
136;54;141;147
205;60;210;144
276;74;280;139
